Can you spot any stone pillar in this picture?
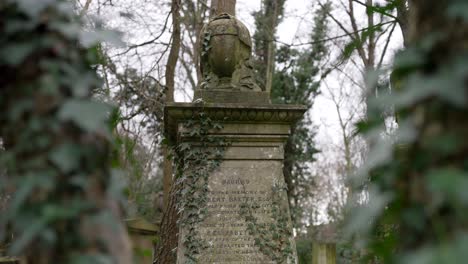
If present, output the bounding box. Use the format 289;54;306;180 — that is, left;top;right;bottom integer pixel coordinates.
164;11;305;264
312;243;336;264
166;103;305;263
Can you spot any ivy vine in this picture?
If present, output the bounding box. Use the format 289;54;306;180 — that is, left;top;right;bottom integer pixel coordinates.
201;31;212;57
200;31;212;90
239;182;294;263
170;108;227;264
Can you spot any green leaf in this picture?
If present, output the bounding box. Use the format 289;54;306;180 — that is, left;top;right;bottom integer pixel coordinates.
49;22;81;39
1;43;35;66
402;235;468;264
16;0;55;18
342;39;360;59
10;218;47;255
447;2;468;22
58;99;111;132
427;168;468;204
393;48;426;71
365;1;397;18
49;143;81;173
6;172;54;220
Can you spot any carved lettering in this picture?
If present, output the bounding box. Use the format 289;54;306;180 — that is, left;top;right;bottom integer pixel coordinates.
195;175;279;263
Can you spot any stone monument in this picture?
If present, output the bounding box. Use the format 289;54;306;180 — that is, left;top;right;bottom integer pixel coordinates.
165;11;305;264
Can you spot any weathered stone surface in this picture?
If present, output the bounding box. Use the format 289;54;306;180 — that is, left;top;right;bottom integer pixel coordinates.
193;90;270;104
166;103;304;264
199;13;261;92
178;160;286;264
165;103;306;144
312;243;336;264
126;218;159;264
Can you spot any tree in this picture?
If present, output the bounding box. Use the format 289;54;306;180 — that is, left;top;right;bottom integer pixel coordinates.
350;0;468;262
0;0;132;262
179;0;210;91
155;0;181;263
252;0;286;93
321;0;404;127
265;2;331;229
395;0;409;47
210;0;236;16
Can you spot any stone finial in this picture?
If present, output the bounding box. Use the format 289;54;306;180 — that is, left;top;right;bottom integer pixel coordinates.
199;13;261;92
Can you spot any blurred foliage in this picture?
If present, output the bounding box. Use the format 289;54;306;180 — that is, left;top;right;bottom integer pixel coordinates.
0;0;129;262
346;0;468;263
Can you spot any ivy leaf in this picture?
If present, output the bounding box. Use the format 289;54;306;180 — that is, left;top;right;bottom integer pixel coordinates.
58;99;111;133
16;0;55;18
427;168;468;205
49;143;81;173
447;2;468;22
10;217;48;255
1;43;35;66
5;172;55;220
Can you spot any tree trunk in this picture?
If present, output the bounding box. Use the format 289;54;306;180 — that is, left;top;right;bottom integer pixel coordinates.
283;126;298;226
396;0;409;47
164;0;181;103
158;0;181;263
253;0;285;93
264;1;281;94
162;0;181;212
210;0;236;17
154;185;179;263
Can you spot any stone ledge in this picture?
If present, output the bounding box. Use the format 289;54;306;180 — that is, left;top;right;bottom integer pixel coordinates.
194;90;270;104
126;218;159;236
164;103;307;142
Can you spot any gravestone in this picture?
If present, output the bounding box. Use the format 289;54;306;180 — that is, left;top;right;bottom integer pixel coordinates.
126;218;159;264
165;12;305;264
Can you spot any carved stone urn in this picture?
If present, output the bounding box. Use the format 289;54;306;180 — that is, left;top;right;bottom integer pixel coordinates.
199;13;261;92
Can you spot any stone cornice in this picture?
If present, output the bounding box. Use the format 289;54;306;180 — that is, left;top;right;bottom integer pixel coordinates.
164;102;307;142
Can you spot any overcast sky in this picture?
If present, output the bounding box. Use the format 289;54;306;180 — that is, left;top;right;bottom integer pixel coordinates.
236;0;351;151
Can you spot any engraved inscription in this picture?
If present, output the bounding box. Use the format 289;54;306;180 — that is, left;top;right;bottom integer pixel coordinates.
197;168;278;264
177;160;296;264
